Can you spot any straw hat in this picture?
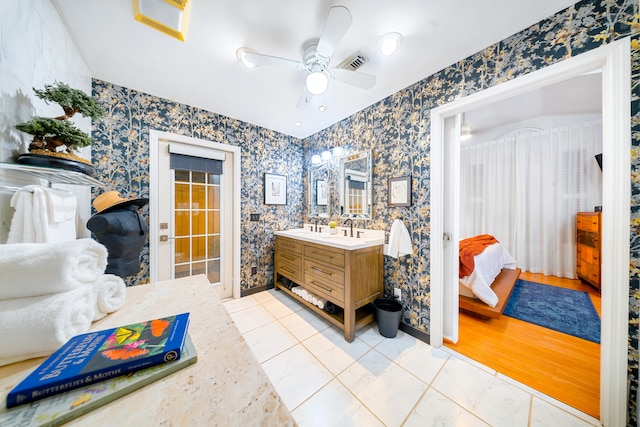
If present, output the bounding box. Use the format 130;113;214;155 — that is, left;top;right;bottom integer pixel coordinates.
93;191;148;213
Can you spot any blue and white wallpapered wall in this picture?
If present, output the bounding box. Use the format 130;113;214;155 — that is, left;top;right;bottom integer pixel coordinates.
90;80;305;290
89;0;639;422
306;0;640;422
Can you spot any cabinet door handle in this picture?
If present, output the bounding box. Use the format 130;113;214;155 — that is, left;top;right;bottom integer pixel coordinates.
311;266;332;276
309;281;332;293
281;267;294;275
281;254;296;261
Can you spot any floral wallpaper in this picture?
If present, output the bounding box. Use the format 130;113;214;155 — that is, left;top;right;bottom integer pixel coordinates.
89;0;639;422
90;81;305;290
305;0;638;422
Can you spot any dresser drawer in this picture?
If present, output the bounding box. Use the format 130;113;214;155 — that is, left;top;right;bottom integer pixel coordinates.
275;237;302;255
577;244;600;263
576;214;600;233
304;244;345;267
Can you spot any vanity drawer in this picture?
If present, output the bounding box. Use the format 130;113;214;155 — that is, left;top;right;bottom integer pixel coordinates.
304;259;345;286
304;244;345;267
275;237;302;255
304;272;344;305
276;252;302;282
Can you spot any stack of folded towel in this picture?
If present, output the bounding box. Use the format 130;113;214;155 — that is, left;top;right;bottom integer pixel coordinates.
291;286;327;310
0;239;127;366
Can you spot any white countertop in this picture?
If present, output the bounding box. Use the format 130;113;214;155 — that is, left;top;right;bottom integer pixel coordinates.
0;275;295;426
275;226;384;250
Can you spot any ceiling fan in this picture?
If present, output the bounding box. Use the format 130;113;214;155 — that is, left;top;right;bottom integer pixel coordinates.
236;6;376;108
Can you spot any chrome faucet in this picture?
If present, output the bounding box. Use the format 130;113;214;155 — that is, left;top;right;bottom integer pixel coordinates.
311;218;320;232
343;219;354;237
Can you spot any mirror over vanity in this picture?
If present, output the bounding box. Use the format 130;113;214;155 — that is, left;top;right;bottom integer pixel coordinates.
308;164;331;218
308;149;372;221
340;151;372;220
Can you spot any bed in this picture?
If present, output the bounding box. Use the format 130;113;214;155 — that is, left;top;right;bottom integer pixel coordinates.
458;235;521;319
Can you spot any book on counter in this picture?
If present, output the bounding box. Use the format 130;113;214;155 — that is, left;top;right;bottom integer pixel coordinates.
6;312;190;408
0;334;197;427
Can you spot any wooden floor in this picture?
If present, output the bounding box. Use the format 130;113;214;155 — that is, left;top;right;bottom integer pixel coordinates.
444;272;601;418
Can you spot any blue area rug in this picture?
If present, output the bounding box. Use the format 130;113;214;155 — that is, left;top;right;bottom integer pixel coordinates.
503;280;600;343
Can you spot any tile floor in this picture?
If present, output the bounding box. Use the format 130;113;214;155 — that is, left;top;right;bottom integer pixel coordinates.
223;289;601;427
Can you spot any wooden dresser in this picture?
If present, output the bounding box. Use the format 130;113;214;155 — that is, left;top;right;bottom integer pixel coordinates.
576;212;601;290
274;235;383;342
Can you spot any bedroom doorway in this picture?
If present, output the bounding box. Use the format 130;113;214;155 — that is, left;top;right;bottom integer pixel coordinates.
451;79;603;416
430;38;630;427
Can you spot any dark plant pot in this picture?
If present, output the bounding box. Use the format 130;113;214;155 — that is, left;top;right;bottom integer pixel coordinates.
16;153;95;176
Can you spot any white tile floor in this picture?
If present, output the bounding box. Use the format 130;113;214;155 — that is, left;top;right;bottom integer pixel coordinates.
223;289;601;427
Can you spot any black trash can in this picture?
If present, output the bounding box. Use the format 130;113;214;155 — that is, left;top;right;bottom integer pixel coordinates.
373;298;402;338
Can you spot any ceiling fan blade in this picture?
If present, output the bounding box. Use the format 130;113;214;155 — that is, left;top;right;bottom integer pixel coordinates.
330;68;376;90
316;6;352;60
243;52;304;70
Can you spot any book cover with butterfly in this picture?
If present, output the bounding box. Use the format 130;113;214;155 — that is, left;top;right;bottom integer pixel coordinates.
6;312;190;408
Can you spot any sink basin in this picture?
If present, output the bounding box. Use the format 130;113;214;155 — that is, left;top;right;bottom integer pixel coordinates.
275;227;384;250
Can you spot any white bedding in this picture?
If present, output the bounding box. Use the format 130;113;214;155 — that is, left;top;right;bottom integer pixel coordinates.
459;242;517;307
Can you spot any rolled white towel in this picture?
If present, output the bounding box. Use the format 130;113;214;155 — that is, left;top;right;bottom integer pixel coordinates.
92;274;127;321
0;287;94;366
316;297;326;310
0;239;108;299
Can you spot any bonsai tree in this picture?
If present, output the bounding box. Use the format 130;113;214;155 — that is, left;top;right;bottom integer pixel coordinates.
15;82;104;161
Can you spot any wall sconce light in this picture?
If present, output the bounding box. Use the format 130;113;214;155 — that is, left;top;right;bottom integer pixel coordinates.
378;32;403;56
133;0;190;42
311;146;346;165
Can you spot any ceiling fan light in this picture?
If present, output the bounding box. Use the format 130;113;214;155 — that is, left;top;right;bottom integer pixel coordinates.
306;72;328;95
379;32;403;56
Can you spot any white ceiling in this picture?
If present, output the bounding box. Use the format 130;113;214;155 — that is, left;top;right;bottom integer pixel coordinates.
53;0;579;139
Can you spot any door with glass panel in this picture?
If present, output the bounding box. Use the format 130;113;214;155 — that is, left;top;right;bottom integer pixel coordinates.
173;169;221;284
154;137;235;299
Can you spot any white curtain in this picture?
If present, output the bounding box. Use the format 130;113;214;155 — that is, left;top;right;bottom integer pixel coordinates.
460;120;602;279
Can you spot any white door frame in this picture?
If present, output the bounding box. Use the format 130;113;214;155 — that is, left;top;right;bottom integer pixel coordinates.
149;130;241;299
430;38;630;426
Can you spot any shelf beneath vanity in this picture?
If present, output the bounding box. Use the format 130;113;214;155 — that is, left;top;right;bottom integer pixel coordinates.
274;228;384;342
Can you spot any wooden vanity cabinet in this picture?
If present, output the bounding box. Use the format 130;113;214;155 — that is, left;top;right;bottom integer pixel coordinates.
274;235;383;342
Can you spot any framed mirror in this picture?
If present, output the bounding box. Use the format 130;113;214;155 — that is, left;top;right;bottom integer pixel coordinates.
308;164;331;218
340;150;372;220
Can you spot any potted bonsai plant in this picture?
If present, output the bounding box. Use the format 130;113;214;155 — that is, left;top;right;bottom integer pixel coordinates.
14;81;104;175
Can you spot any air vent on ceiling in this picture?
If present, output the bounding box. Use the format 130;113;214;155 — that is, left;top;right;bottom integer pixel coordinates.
338;51;367;71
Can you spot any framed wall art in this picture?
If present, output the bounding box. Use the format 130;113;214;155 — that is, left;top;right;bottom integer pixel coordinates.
388;176;412;207
264;173;287;205
316;179;328;206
